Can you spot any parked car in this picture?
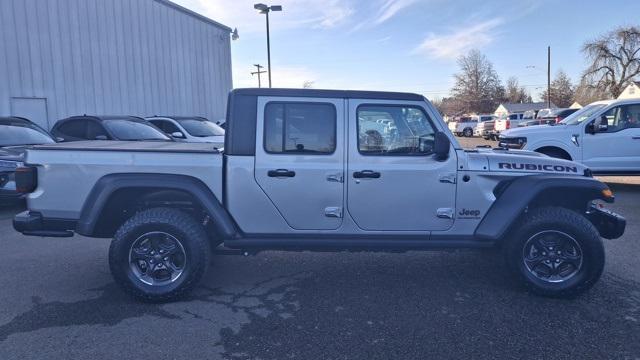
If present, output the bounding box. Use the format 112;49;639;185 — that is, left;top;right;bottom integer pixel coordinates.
499;98;640;174
538;108;579;124
493;112;525;138
474;118;496;139
146;116;225;146
51;116;171;142
0;117;55;204
448;114;495;137
13;88;625;302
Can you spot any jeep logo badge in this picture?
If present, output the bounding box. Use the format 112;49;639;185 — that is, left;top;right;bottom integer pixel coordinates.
458;208;481;219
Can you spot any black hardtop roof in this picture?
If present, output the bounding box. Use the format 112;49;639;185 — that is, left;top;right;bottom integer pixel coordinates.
231;88;425;101
63;115;146;121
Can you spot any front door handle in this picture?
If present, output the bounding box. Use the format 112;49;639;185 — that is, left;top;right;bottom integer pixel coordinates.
353;170;381;179
632;136;640;140
268;169;296;178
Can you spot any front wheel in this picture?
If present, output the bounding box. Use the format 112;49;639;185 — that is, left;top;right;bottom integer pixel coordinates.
503;207;604;298
463;128;473;137
109;208;211;302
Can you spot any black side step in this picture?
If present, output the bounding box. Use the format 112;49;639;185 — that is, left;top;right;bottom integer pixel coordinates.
22;230;74;238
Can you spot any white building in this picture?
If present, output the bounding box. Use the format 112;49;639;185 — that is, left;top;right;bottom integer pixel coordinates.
0;0;232;130
617;81;640;100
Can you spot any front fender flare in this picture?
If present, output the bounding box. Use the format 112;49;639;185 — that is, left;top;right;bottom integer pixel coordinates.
474;175;612;241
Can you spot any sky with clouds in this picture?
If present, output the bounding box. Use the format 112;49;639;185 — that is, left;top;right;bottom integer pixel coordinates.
174;0;640;99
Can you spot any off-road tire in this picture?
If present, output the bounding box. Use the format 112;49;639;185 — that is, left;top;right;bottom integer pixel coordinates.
109;207;210;302
503;206;604;298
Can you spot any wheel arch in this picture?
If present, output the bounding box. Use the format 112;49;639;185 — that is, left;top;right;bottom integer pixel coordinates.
475;175;613;241
76;173;240;240
534;146;573;160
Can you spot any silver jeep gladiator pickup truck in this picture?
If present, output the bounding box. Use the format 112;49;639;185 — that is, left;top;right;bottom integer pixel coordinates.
13;88;626;301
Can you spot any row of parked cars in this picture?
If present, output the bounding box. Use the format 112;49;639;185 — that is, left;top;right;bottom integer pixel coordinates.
0;115;225;203
449;108;579;140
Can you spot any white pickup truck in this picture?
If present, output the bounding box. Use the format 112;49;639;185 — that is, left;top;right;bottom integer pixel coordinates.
12;89;625;302
499;98;640;175
448;115;495;137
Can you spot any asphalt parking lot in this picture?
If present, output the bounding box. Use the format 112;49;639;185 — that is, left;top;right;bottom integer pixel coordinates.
1;137;639;359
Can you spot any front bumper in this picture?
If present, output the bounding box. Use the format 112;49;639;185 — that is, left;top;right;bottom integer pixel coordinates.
586;206;626;240
13;211;76;237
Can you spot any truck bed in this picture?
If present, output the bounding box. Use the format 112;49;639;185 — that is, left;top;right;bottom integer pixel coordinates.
24;141;223;220
34;140;221;153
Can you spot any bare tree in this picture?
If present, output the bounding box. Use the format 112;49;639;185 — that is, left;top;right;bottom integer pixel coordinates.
582;26;640;98
574;78;610;105
540;70;575;108
451;50;503;114
505;76;532;103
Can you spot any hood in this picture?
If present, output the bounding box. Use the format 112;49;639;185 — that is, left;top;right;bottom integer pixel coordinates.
0;146;27;162
465;148;589;176
501;124;569;137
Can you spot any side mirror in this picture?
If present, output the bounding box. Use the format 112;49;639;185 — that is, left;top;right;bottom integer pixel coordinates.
171;131;185;139
434;131;450;161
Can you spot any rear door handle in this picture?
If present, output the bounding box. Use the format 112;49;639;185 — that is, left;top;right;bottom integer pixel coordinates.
632;136;640;140
268;169;296;178
353;170;381;179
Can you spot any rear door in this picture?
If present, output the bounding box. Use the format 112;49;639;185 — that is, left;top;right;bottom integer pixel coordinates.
254;97;345;230
346;100;458;231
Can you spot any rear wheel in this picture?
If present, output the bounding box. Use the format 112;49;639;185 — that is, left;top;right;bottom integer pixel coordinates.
109;208;210;302
463;128;473;137
504;207;604;298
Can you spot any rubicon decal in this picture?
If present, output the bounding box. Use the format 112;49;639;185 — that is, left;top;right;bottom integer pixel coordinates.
498;162;578;173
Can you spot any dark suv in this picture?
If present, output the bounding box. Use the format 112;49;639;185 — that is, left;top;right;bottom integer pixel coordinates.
51;116;171;142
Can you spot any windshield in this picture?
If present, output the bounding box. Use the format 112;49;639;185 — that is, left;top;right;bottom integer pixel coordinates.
0;124;55;146
103;120;170;140
177;119;225;137
559;104;608;125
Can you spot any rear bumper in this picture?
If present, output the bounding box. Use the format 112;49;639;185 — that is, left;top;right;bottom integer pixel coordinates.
587;206;626;240
13;211;76;237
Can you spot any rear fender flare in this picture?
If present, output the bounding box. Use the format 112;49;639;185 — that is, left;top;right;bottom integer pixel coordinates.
76;173;240;239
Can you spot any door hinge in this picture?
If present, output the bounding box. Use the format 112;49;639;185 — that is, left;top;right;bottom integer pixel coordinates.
439;173;457;184
436;208;454;219
324;207;343;218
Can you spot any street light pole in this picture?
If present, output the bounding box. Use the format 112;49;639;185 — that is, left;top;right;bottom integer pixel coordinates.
265;11;272;88
254;3;282;88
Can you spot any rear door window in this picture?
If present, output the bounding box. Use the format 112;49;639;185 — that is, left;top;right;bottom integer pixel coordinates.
264;102;336;154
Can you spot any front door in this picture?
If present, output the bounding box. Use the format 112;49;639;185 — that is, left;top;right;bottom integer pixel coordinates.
582;103;640;172
254;97;345;230
347;100;457;231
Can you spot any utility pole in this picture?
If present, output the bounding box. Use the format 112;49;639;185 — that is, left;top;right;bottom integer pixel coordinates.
251;64;267;88
547;46;551;108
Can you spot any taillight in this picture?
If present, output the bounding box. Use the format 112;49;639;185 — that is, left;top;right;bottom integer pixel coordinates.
506;120;511;129
15;166;37;193
555;116;562;123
